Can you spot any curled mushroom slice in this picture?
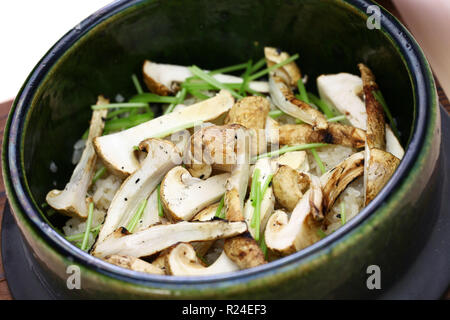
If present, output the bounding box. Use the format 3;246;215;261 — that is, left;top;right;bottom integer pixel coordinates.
165;243;239;276
320;151;365;215
265;175;323;255
142;60;269;95
279;122;366;149
272;165;311;213
243;158;276;238
104;255;165;275
358;64;401;205
96;139;181;244
46;96;108;218
92;220;247;258
94;90;234;177
160;166;230;221
317;72;404;159
265;47;327;130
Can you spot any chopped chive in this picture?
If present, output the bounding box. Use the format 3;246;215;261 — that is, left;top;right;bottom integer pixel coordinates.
106;108;132;119
327;115;347;122
133;145;140;151
247;53;299;82
92;166;106;184
373;90;400;139
209;62;248;75
189;65;243;99
261;174;274;196
259;233;268;259
310;148;326;174
307;92;335;119
239;59;253;95
66;225;101;242
253;181;262;241
297;79;309;103
245;87;265;97
189;90;210;100
150;121;202;139
215;195;225;218
295;119;304;124
91;102;149;110
103;113;153;133
252;143;328;162
250;168;261;208
340;202;346;225
268;109;284;119
164;88;187;115
128;93;178;104
317;229;327;239
131;74;144;94
126;199;148;233
80;201;94;251
157;184;164;217
249;58;266;74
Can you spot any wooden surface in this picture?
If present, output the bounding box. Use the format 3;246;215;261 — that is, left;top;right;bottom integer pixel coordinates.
1;1;449;300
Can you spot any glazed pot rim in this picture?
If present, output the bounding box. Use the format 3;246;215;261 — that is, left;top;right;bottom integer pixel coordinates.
2;0;437;287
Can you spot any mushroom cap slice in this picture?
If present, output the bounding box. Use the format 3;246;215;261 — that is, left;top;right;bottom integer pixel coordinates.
272;165;310;212
364;148;400;205
104;255;165;275
92;220;247;258
160;166;230;221
96;138;181;244
46;96;108;218
94;90;234;177
317;72;404;159
143;60;269;95
320;151;365;215
278;122;366;149
165;243;239;276
265;175;323;255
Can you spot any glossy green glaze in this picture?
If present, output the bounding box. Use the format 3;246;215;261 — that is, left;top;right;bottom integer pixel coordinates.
2;0;440;298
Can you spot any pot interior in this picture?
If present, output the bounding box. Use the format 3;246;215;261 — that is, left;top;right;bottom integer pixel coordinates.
21;0;414;230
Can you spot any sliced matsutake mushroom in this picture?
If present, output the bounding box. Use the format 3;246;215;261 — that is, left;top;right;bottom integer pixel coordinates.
160;166;230;221
358;63;401;205
46;96;108;218
265;48;328;130
91;220;247;258
165;243;239;276
272;165;311;213
142;60;269;95
265;175;323;255
320;151;365;215
191;203;220;256
133;188;169;233
272;151;309;172
317;72;404;159
96;138;181;244
264;47;301;88
184;124;250;177
278;122;366;149
94;90;234;177
243;158;276;238
104;255;165;275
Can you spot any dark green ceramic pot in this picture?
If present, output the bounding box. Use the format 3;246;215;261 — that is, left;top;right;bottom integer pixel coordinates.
2;0;441;299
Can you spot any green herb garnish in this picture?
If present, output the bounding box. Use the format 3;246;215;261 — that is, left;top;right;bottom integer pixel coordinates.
189;65;243;99
131;74;144;94
248;53;299;82
317;229;327;239
239;59;253;95
307;92;335;119
128;93;178;104
215;195;226;219
310;148;326;174
80;201;94;251
340;202;346;225
249;58;266;74
164;87;187;115
66;225;101;242
268;109;284;119
157;184;164;218
92;166;106;185
126;199;148;233
373;90;400;139
252;143;328;162
297;79;309;103
327;115;347;123
250;168;261;208
209;62;248;75
151;121;202;139
91;102;149;110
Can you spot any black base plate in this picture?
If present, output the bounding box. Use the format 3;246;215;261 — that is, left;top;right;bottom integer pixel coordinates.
2;107;450;300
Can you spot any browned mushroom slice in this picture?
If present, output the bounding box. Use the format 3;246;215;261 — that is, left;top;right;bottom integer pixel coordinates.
46;96;108;218
320;151;365;215
278;122;366;149
264;47;302;88
104;255;165;275
225;96;270;130
223;235;266;269
272;165;311;213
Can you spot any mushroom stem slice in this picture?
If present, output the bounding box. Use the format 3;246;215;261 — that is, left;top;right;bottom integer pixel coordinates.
279;122;366;149
92;220;247;258
224;235;267;269
364;148;400;205
166;243;239;276
160;166;230;221
358;63;386;150
104;255;165;275
94;90;234;177
320;151;365;216
96;138;181;244
265;175;323;255
143;60;269;95
46;96;108;218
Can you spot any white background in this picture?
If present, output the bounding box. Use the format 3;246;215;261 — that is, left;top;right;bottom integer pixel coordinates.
0;1;112;102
